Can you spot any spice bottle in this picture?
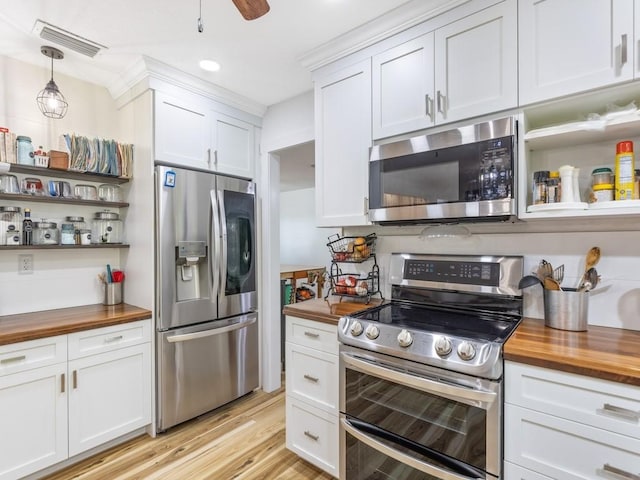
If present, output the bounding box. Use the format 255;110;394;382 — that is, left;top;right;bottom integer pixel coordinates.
532;171;549;205
546;171;560;203
615;140;635;200
22;207;33;245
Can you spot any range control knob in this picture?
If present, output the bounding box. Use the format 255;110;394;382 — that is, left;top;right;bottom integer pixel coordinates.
434;336;453;357
350;320;364;337
457;341;477;361
365;324;380;340
397;329;413;348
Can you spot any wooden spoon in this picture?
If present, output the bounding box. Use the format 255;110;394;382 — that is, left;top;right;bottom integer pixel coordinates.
543;276;562;290
585;246;601;271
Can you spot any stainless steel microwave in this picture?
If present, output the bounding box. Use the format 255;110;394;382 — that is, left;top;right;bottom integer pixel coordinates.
368;117;517;225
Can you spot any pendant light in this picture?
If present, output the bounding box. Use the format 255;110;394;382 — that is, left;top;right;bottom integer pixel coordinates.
36;46;68;119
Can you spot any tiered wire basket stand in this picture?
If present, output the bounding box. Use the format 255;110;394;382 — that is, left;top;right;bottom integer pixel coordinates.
325;233;382;303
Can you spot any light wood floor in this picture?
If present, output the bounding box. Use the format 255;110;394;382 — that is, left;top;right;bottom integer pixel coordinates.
42;387;334;480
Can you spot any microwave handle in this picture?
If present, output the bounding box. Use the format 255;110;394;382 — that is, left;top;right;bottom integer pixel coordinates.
341;351;496;406
342;417;483;480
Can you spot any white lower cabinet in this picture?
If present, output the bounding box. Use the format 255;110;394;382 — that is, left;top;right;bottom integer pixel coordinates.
285;316;339;478
0;320;151;480
505;361;640;480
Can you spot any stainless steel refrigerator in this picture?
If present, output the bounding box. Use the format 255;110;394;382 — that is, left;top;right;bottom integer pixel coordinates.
155;164;258;432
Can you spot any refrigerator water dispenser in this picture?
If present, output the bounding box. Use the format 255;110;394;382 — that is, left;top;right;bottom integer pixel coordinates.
176;241;207;301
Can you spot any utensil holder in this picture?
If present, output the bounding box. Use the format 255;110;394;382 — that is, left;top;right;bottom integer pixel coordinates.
104;282;123;305
543;288;588;331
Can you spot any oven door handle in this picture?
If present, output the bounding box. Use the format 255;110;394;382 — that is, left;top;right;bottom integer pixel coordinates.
342;417;484;480
342;352;496;406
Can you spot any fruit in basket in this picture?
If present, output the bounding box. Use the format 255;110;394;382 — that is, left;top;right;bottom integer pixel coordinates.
355;281;369;296
354;237;367;252
334;252;347;262
347;241;355;253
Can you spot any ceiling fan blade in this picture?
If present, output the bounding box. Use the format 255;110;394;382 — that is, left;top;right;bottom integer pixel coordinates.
232;0;270;20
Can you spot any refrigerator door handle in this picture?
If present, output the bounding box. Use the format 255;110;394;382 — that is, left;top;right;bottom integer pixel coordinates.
217;189;228;295
210;189;222;301
166;316;257;343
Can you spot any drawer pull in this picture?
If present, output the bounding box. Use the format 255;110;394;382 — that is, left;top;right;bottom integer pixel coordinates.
597;463;640;480
303;331;319;338
73;370;78;389
597;403;640;422
1;355;26;365
304;430;319;441
61;373;66;394
104;335;124;343
303;374;319;383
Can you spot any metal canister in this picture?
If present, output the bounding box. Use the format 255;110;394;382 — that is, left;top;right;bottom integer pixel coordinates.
92;211;123;244
0;206;22;245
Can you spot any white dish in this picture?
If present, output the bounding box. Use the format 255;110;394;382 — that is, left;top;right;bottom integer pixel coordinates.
588;199;640;209
527;202;588;213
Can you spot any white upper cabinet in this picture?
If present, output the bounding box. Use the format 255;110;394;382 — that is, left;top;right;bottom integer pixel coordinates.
154;91;210;169
210;111;255;179
434;0;518;124
372;0;517;139
315;59;372;227
372;34;435;139
155;90;256;179
519;0;634;105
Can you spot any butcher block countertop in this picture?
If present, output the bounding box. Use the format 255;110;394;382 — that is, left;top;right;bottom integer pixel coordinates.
0;303;152;346
505;318;640;387
284;300;640;387
283;296;384;326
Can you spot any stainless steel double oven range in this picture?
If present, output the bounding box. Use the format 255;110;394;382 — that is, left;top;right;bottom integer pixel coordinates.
338;253;523;480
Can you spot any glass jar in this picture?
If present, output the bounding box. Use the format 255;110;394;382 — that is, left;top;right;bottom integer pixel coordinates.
591;183;614;203
79;229;92;245
65;216;86;245
546;171;560;203
591;167;614;186
0;206;22;245
532;170;549;205
92;211;123;244
98;184;121;202
33;221;59;245
16;136;35;166
74;184;98;201
60;223;75;245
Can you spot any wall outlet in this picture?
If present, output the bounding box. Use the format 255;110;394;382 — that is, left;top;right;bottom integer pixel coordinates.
18;254;33;274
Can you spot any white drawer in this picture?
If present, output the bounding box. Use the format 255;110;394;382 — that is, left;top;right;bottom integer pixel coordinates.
286;316;338;355
286;342;338;413
505;404;640;480
505;361;640;440
286;397;338;478
0;336;67;376
68;320;151;360
504;461;554;480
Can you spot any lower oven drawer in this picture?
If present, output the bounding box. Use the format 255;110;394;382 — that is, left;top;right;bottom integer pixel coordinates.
286;397;338;478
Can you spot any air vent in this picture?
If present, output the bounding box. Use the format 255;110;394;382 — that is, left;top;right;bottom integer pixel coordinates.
33;20;107;58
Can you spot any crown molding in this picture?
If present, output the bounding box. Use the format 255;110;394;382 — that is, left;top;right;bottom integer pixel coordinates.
298;0;469;71
109;56;266;118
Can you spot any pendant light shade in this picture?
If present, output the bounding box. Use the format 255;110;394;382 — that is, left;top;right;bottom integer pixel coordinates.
36;46;68;119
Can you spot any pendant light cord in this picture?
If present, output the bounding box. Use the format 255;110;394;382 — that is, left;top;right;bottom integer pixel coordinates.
197;0;204;32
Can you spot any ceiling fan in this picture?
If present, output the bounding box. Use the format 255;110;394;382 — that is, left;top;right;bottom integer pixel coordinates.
232;0;270;20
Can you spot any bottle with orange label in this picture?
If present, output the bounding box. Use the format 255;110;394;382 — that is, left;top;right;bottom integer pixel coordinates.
615;140;635;200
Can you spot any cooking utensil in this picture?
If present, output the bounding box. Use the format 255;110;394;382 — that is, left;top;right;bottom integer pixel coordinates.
552;264;564;285
518;275;543;289
577;247;601;289
578;267;600;292
536;259;553;280
543;276;562;291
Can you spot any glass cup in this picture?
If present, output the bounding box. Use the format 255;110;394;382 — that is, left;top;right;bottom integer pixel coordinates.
98;184;121;202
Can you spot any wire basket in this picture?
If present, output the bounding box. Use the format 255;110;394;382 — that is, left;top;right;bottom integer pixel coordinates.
330;273;377;297
327;233;376;262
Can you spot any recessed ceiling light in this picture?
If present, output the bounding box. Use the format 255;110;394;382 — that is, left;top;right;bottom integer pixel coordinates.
199;59;221;72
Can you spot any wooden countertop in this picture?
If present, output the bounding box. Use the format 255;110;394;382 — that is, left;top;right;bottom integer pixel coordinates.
283;296;384;326
0;303;153;346
505;318;640;386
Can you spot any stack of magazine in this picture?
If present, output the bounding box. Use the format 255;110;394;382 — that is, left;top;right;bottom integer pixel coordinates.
62;133;134;178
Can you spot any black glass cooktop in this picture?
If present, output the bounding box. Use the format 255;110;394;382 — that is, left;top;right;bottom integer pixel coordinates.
350;302;520;343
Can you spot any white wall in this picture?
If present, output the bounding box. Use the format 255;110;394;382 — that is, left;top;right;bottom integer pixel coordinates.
346;227;640;332
280;188;339;272
0;55;126;315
